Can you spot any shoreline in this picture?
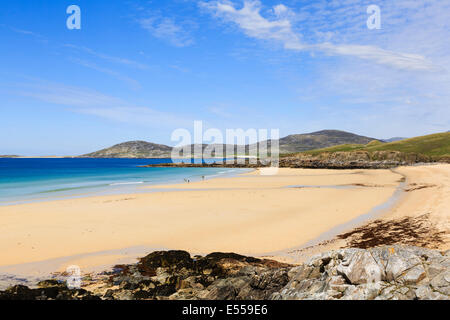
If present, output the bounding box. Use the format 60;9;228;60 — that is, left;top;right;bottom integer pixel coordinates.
0;166;251;207
0;165;448;289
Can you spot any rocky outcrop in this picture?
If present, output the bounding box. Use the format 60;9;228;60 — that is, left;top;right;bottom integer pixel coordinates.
274;245;449;300
0;280;100;300
100;251;292;301
279;151;434;169
1;246;448;300
143;151;436;169
140;161;266;169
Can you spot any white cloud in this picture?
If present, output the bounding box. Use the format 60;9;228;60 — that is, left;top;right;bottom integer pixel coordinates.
201;0;450;136
273;4;288;17
201;0;439;71
139;17;194;47
201;0;303;50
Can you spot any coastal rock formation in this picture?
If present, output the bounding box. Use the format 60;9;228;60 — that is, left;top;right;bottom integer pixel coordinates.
274;245;449;300
279;151;434;169
99;251;292;301
1;246;448;300
142;150;438;169
0;280;100;300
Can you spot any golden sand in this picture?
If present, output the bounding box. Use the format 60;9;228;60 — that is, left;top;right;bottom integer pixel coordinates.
0;165;448;275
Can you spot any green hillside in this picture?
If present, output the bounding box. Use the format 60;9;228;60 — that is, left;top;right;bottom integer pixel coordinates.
296;132;450;159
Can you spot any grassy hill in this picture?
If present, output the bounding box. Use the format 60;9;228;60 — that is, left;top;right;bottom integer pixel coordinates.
248;130;376;155
79;131;449;160
273;130;376;154
297;132;450;160
80;141;173;158
79;130;378;158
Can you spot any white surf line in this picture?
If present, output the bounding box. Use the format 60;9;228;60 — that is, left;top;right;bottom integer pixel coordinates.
110;181;144;186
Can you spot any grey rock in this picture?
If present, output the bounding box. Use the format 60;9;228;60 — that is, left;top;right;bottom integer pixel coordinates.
336;250;384;284
1;246;448;300
270;246;448;300
385;251;421;282
401;265;427;285
430;271;450;296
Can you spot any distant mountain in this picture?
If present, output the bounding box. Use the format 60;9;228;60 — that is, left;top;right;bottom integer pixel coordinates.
0;155;20;158
277;130;377;154
80;141;173;158
383;137;407;143
250;130;377;155
80;130;378;158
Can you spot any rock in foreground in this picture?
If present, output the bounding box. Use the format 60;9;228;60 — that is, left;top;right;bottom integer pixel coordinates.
0;246;448;300
0;280;100;300
274;245;449;300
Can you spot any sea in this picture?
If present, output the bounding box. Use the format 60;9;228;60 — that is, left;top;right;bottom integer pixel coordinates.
0;158;248;205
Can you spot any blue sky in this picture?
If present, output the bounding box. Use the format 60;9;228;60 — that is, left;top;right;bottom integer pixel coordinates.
1;0;449;155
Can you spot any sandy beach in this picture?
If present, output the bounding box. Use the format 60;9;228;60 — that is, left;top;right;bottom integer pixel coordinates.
0;165;449;281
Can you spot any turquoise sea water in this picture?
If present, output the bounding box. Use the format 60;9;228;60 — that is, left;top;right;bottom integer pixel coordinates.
0;158;247;205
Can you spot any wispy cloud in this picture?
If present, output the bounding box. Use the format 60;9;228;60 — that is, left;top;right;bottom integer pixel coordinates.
78;106;188;127
15;81;124;107
9;27;37;36
138;16;195;47
65;44;150;70
70;58;141;90
207;105;233;118
3;25;48;43
11;80;191;128
314;43;439;72
200;0;438;71
201;0;450;136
